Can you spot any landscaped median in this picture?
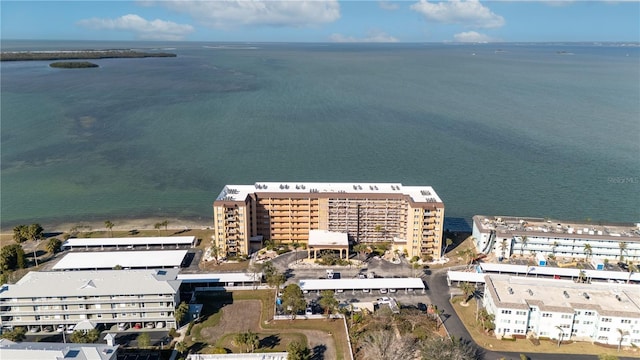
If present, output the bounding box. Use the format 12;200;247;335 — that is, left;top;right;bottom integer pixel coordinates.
183;290;351;359
450;296;640;358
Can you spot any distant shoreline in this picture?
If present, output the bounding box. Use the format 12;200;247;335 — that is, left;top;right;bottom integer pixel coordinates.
0;217;211;235
0;49;176;61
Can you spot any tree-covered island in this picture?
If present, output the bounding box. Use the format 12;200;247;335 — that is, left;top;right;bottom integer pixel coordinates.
0;49;176;61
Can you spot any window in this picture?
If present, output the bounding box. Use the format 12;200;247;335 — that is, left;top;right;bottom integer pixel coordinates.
599;327;610;332
561;314;572;319
601;318;612;323
585;311;594;316
597;336;608;341
621;319;631;324
516;311;527;316
542;313;552;318
501;310;512;314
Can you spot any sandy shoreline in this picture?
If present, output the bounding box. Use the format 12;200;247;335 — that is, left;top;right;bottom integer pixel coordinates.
1;217;212;234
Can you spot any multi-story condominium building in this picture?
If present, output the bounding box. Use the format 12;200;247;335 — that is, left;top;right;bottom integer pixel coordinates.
483;274;640;346
0;269;182;332
472;216;640;262
213;182;444;259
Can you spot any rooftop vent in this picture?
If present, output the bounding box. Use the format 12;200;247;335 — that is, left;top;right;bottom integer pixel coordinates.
527;289;533;296
563;291;570;298
353;185;358;190
296;185;300;189
616;295;622;302
507;287;513;295
583;292;590;300
279;184;284;189
370;185;374;190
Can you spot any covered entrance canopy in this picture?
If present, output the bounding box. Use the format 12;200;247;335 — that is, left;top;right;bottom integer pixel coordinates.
307;230;349;260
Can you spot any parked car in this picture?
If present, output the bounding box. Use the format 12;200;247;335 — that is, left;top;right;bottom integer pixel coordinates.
117;323;128;331
56;325;65;333
145;322;154;329
134;323;142;329
305;307;313;315
43;326;54;333
29;327;39;333
65;325;75;334
155;322;164;329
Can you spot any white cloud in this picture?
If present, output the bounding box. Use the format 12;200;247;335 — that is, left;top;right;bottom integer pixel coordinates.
77;14;194;40
329;30;398;43
453;31;497;43
411;0;505;28
152;0;340;29
379;1;400;11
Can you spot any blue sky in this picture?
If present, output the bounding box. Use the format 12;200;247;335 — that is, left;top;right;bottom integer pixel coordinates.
1;1;639;43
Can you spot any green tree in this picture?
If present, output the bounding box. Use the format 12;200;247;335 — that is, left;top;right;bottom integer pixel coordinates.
263;261;286;292
460;282;475;306
282;284;306;320
520;236;528;256
234;330;259;353
162;220;169;231
318;290;339;319
477;308;495;333
70;329;100;343
104;220;114;237
175;301;190;325
551;241;560;255
499;239;508;259
12;225;28;243
137;332;151;348
443;238;454;255
584;243;593;261
420;336;480;360
0;244;26;271
46;238;62;254
0;327;26;341
619;242;627;262
175;341;189;355
154;222;162;232
287;340;311;360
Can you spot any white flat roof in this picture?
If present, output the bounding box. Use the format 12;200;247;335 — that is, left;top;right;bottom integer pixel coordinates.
0;269;181;298
62;236;195;248
299;278;424;291
487;275;640;317
479;263;640;281
0;340;118;360
177;273;262;283
308;230;349;247
52;250;188;270
216;182;442;204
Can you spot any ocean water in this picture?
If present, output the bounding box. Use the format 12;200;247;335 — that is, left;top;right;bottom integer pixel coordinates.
1;41;639;228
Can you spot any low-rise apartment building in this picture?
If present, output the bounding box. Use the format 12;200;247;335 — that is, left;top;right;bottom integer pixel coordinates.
0;269;182;331
483;274;640;346
472;216;640;262
213;182;444;259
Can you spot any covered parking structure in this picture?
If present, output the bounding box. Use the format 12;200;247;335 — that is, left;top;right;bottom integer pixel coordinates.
178;273;263;291
52;250;188;270
61;236;197;250
299;277;425;294
447;263;640;285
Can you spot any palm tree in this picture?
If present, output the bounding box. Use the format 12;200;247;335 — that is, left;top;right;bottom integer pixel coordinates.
617;328;629;352
175;341;188;355
583;243;593;261
619;242;627;262
577;270;588;284
460;282;475;306
318;290;339;320
499;239;508;260
556;326;564;347
551;241;559;255
162;220;169;232
154;223;162;232
520;236;528;256
443;238;454;255
104;220;114;237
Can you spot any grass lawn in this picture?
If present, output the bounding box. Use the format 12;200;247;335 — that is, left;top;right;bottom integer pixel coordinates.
188;290;350;360
451;296;640;358
216;332;307;353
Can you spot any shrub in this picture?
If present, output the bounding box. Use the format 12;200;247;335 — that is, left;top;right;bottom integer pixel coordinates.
168;328;180;338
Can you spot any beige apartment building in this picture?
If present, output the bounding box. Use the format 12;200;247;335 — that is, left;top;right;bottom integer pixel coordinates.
213;182;444;259
0;269;181;332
